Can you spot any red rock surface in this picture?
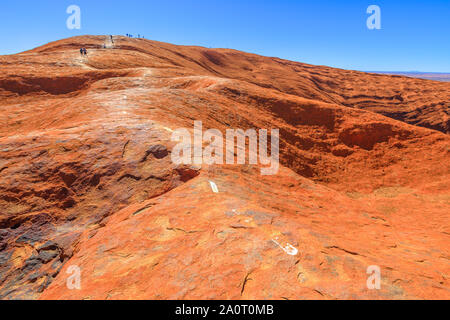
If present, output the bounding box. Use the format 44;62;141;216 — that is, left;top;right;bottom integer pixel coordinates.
0;36;449;300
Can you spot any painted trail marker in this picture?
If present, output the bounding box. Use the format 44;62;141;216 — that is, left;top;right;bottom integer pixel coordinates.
272;238;298;256
209;181;219;193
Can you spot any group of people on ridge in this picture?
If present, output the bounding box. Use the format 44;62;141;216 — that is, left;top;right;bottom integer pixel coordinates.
79;48;88;56
126;34;144;38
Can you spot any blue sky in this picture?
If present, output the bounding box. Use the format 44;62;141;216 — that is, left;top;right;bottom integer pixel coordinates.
1;0;449;72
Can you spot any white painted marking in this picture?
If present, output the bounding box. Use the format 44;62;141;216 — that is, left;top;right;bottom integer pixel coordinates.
272;239;298;256
283;244;299;256
209;181;219;193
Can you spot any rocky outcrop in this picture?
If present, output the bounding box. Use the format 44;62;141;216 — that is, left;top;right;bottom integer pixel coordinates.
0;36;448;299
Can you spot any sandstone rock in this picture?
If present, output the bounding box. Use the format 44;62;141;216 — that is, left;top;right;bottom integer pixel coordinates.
0;35;448;300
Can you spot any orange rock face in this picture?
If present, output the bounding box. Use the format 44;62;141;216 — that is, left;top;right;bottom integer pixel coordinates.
0;36;449;300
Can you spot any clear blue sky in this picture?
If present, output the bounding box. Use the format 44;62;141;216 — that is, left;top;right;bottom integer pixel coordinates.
1;0;449;72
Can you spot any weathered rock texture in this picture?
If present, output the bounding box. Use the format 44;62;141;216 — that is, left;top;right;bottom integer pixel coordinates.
0;36;448;300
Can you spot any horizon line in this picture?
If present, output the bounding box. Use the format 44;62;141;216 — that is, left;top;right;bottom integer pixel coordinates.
2;35;450;75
